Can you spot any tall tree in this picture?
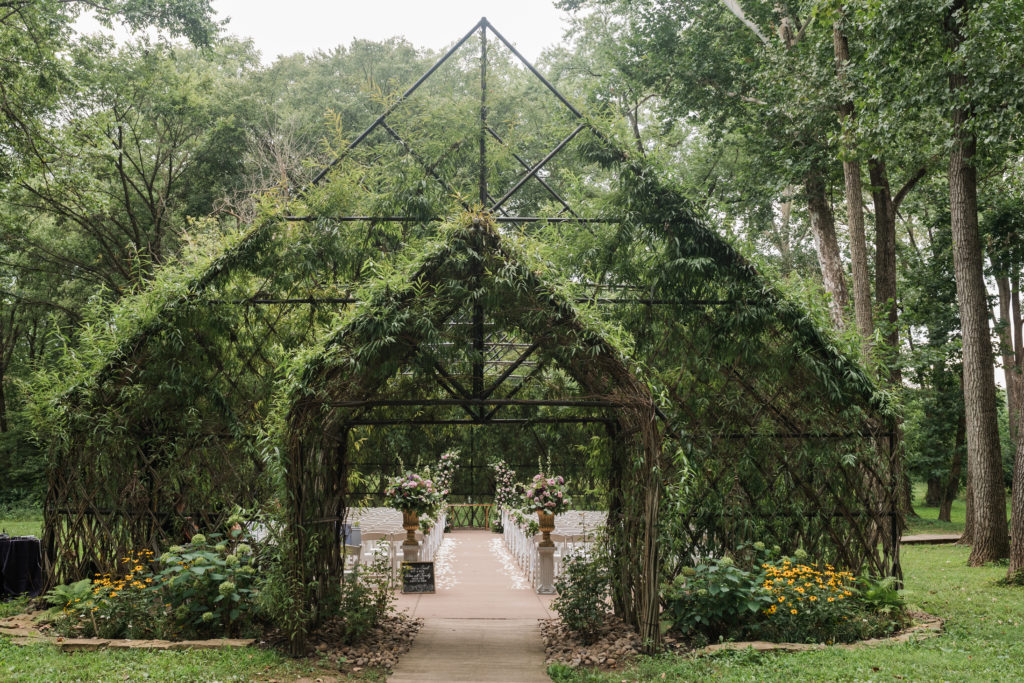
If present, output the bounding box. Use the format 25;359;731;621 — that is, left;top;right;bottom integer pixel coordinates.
985;200;1024;574
4;40;259;294
832;20;871;345
945;0;1009;563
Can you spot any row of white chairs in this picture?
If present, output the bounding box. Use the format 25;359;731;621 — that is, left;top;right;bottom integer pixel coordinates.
500;508;593;590
343;510;447;580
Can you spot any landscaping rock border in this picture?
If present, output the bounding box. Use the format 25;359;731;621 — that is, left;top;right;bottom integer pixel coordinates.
540;611;943;671
1;612;255;650
307;612;423;674
540;614;643;670
698;611;943;656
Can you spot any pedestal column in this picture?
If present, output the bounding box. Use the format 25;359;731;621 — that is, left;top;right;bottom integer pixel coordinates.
537;510;556;594
537;545;556;594
402;509;420;563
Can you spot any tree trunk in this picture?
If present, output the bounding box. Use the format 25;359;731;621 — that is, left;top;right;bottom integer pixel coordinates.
805;165;849;329
940;411;967;523
948;42;1009;562
926;478;943;507
868;159;900;382
996;277;1021;442
1007;275;1024;576
866;159;914;517
1010;396;1024;576
959;473;975;545
1013;280;1023;409
833;25;872;350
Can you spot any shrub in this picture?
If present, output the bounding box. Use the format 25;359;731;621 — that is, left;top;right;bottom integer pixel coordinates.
44;579;93;609
661;556;773;640
750;560;870;643
338;544;396;643
662;549;909;645
46;524;261;640
552;544;610;642
154;527;259;638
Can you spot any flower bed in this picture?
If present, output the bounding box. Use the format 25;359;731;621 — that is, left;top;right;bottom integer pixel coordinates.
661;546;910;647
46;527;260;640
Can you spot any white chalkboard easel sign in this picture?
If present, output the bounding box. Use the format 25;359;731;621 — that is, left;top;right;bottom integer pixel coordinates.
401;561;435;593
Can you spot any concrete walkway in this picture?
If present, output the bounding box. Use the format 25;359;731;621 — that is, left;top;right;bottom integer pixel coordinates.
389;530;553;682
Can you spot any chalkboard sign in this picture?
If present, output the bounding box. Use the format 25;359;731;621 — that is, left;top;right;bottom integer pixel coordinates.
401;561;435;594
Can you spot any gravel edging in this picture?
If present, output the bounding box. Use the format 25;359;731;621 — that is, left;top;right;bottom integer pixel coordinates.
540;614;643;670
308;612;423;674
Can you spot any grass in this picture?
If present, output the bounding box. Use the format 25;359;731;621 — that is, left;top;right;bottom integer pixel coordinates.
0;513;42;538
0;637;385;682
549;544;1024;682
903;481;1012;537
904;487;967;536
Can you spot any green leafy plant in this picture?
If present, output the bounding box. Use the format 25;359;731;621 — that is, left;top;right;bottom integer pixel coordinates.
661;556;773;641
154;528;259;638
337;544;396;644
44;579;93;608
855;575;905;613
552;543;610;642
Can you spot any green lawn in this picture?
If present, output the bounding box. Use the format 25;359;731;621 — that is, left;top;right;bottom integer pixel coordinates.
904;484;968;536
903;481;1013;537
0;514;42;538
0;637;382;682
550;543;1024;682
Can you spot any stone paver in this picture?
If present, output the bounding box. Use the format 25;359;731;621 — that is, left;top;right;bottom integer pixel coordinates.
390;530;552;682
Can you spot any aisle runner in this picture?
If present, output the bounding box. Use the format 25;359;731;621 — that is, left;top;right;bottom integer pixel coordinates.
433;536;459;590
489;537;531;591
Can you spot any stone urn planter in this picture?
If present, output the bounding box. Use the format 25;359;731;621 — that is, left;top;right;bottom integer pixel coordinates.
538;510;555;548
402;509;419;546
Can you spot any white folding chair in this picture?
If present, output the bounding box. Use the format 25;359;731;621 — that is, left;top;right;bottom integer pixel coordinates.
343;544;362;574
359;532;388;567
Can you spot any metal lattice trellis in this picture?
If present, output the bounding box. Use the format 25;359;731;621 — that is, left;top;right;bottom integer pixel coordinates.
40;17;903;654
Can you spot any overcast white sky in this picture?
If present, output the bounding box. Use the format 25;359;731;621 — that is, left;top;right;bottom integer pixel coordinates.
78;1;573;63
215;0;571;62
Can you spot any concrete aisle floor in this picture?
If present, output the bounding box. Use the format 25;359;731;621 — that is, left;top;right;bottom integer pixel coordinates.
389;530;553;682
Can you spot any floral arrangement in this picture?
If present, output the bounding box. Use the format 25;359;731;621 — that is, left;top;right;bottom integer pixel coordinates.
523;473;570;515
434;450;459;500
491;460;518;509
384;472;441;514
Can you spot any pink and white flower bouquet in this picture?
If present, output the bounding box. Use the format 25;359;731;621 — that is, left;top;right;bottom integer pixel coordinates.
523;473;571;514
384;472;441;514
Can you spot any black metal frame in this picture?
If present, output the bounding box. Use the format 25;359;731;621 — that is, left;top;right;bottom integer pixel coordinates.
265;19;645;422
227;17;898;447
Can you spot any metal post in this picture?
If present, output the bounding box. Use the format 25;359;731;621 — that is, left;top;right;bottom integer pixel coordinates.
480;24;488;207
